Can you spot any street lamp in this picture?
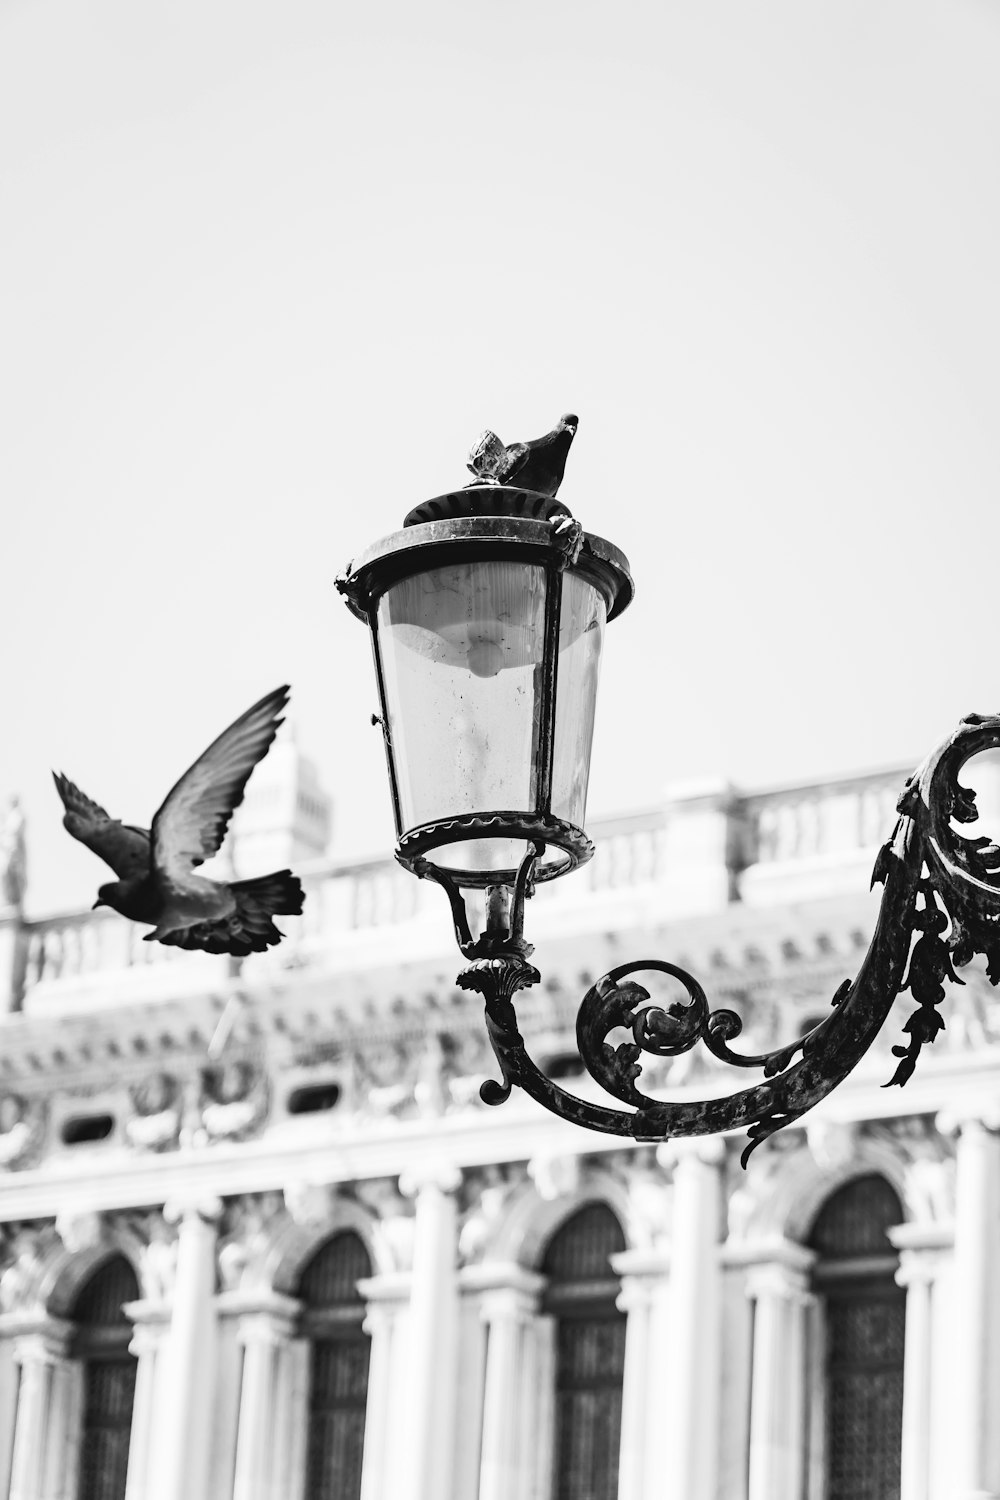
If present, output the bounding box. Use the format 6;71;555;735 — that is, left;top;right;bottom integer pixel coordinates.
338;422;1000;1164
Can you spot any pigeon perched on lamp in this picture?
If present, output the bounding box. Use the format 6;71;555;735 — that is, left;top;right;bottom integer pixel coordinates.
53;685;304;957
466;413;579;496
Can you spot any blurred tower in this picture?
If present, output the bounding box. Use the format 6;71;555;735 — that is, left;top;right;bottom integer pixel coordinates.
226;727;332;876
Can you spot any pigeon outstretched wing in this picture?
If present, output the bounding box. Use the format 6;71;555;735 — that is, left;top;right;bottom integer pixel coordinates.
52;774;151;880
151;685;290;884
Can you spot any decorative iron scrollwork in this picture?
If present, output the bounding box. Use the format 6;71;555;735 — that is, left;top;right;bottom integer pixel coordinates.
440;713;1000;1164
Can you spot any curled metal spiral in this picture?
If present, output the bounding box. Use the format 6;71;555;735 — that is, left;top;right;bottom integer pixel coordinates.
449;713;1000;1164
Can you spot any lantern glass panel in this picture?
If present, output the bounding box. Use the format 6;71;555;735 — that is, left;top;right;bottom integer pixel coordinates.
376;560;548;858
551;571;606;827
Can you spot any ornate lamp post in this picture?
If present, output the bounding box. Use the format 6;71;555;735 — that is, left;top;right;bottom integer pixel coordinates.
337;419;1000;1164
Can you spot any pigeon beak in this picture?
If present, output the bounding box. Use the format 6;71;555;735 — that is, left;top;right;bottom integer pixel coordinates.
92;899;105;910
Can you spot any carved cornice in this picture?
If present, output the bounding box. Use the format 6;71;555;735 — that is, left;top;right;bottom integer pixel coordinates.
4;889;1000;1189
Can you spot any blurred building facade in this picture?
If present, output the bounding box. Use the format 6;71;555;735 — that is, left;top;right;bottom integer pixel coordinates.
0;745;997;1500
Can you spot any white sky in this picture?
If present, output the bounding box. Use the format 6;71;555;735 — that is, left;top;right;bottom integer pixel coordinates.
2;0;999;915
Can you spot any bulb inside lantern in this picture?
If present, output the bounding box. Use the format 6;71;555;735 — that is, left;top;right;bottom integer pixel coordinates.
382;561;547;677
465;636;506;678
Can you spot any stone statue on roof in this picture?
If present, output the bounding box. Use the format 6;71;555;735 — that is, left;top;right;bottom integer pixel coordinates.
0;797;26;910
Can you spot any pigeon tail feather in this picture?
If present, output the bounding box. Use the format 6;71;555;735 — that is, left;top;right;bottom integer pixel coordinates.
231;869;304;919
156;869;304;957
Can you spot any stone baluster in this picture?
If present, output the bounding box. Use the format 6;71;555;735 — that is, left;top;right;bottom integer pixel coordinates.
468;1264;545;1500
148;1197;222;1500
610;1249;669;1500
229;1293;301;1500
938;1107;1000;1500
6;1318;73;1500
649;1138;725;1500
738;1237;815;1500
396;1162;461;1500
122;1299;171;1500
889;1226;950;1500
354;1273;411;1500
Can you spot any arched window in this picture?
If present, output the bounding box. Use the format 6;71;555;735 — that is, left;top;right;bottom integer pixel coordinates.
298;1230;373;1500
808;1174;905;1500
542;1204;627;1500
70;1254;140;1500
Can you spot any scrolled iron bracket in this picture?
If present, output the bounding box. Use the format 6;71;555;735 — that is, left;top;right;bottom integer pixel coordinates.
438;714;1000;1164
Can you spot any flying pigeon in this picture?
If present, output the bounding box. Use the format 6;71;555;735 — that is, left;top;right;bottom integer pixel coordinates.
467;413;579;496
53;686;304;957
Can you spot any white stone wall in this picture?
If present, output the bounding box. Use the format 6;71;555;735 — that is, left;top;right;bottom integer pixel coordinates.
0;1116;995;1499
1;759;999;1497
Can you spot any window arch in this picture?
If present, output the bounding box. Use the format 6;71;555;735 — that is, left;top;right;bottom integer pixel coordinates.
70;1253;140;1500
541;1204;627;1500
808;1174;905;1500
297;1230;373;1500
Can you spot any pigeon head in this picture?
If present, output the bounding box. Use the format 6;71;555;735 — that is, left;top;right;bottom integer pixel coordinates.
559;413;579;431
93;882;120;912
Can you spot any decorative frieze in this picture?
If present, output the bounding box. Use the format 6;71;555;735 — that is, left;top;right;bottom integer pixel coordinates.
196;1059;269;1145
216;1192;287;1293
54;1209;103;1256
125;1072;181;1152
0;1093;44;1171
0;1226;52;1316
865;1114;956;1222
527;1151;581;1203
457;1164;526;1265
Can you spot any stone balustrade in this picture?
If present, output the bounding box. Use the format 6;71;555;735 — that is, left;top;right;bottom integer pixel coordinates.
0;758;952;1012
744;770;904;866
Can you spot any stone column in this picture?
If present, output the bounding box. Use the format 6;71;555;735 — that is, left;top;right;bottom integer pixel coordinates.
466;1264;545;1500
122;1299;171;1500
650;1138;725;1500
610;1249;669;1500
44;1355;83;1500
354;1271;410;1500
6;1318;72;1500
939;1108;1000;1500
228;1293;301;1500
739;1237;815;1500
397;1162;461;1500
889;1227;949;1500
149;1197;222;1500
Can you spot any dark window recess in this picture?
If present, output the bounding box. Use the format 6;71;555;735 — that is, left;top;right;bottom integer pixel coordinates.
72;1256;139;1500
306;1334;370;1496
810;1174;903;1260
542;1205;627;1500
809;1175;905;1500
288;1082;342;1115
299;1232;373;1500
543;1205;626;1286
61;1114;115;1145
544;1052;585;1081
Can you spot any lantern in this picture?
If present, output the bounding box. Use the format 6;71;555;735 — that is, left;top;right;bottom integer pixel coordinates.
337;487;633;891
